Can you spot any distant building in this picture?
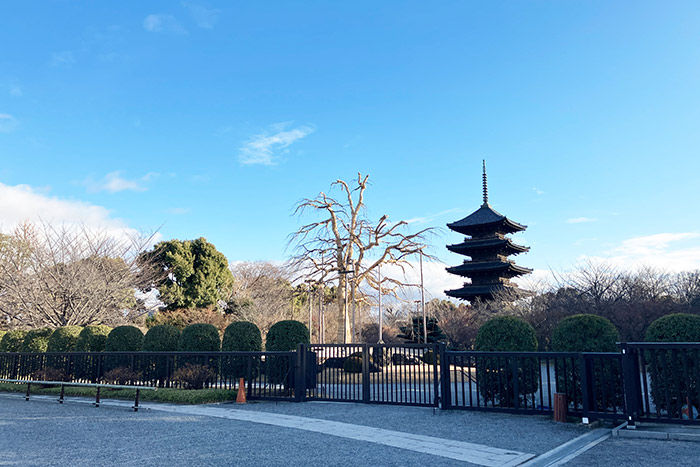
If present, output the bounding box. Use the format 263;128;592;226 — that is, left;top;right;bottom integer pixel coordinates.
445;161;531;302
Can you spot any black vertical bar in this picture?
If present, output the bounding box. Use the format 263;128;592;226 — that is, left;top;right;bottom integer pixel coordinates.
512;356;520;409
439;343;450;409
25;382;31;401
294;344;305;402
133;389;140;412
58;384;65;403
95;386;101;407
362;344;370;403
580;355;591;421
640;349;650;416
671;350;681;419
683;350;691;419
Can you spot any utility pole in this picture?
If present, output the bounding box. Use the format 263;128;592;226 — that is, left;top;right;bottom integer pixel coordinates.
305;279;314;343
378;263;383;344
351;260;357;343
420;250;427;344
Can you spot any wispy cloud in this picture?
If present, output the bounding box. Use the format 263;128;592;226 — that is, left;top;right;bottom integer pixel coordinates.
167;207;191;215
182;2;220;29
143;14;187;35
567;217;597;224
0;114;18;133
239;123;315;166
405;208;463;225
578;232;700;273
50;51;76;67
85;171;159;193
532;187;544;195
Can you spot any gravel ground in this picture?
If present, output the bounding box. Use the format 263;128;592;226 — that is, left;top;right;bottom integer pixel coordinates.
0;397;481;467
566;437;700;467
227;400;588;455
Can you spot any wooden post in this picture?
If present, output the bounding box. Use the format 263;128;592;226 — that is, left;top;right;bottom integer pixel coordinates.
554;392;567;422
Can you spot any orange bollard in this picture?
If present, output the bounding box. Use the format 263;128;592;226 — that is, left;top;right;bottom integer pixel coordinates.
236;377;247;404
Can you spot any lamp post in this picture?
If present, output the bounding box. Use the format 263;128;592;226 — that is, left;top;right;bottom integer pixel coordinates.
305;279;314;343
420;250;427;344
378;263;383;344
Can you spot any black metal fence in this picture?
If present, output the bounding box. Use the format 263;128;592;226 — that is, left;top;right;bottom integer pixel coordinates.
2;342;699;425
0;351;296;401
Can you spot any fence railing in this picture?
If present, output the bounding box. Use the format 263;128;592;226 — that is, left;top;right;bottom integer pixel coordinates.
0;351;297;401
1;342;699;425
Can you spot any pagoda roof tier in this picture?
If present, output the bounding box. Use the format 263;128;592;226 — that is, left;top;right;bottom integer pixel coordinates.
447;237;529;256
445;283;526;300
446;260;532;278
447;205;526;236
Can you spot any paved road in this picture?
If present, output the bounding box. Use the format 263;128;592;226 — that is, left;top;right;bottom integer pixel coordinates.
0;394;698;466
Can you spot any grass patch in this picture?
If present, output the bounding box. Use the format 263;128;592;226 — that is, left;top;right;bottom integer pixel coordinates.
0;382;237;405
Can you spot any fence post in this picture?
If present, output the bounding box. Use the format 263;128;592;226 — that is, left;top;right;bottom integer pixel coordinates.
579;354;593;424
295;344;306;402
620;343;640;428
438;343;450;409
362;344;370;403
511;356;520;409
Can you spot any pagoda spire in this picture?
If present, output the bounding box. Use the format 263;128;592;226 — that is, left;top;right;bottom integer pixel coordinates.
482;159;488;207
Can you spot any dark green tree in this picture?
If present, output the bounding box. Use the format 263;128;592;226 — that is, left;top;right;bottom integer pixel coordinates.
399;316;446;344
143;237;234;310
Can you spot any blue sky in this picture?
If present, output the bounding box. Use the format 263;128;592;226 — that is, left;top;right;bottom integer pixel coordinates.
1;1;699;296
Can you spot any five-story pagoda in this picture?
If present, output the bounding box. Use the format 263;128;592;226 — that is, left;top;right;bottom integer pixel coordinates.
445;161;531;301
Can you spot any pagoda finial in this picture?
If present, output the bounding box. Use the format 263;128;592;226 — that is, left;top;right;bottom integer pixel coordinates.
482;159;489;206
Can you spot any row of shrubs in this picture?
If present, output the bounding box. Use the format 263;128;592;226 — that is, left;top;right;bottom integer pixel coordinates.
0;319;310;355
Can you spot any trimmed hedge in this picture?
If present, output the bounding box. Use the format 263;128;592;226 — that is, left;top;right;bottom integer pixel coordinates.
144;325;181;351
0;330;27;352
222;321;262;380
47;326;83;352
552;314;619;353
266;320;309;385
474;316;539;407
75;325;112;352
105;326;144;372
21;328;54;353
552;314;621;410
178;323;220;369
645;313;700;417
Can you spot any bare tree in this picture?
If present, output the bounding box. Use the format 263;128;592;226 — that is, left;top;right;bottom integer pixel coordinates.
0;222;161;328
289;173;433;343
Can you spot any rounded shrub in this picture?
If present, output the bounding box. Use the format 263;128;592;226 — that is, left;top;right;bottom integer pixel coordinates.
178;323;220;371
645;313;700;342
552;314;619;352
266;320;309;385
645;313;700;417
222;321;263;380
0;330;28;352
343;354;363;373
144;325;181;351
552;314;621;410
142;325;181;384
75;325;112;352
21;328;54;353
105;326;144;372
47;326;83;352
106;326;144;352
474;316;538;407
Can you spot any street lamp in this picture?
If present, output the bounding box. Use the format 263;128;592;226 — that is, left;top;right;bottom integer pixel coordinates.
304;279;315;343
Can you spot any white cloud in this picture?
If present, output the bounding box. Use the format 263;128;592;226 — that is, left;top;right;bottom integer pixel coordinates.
239;123;315;166
50;51;76;67
567;217;597;224
0;182;152;243
405;208;463;225
0;114;18;133
9;87;22;97
580;232;700;273
182;2;220;29
85;171;159;193
532;187;544;195
143;14;187;34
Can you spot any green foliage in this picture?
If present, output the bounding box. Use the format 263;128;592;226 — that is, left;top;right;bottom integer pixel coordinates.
645;313;700;342
0;331;6;343
645;313;700;417
75;325;112;352
0;330;28;352
178;324;221;351
399;316;446;344
474;316;539;407
144;238;234;310
552;314;621;411
106;326;144;351
105;326;144;372
21;328;54;353
144;325;181;351
266;320;309;384
222;322;262;380
47;326;83;352
552;315;619;352
343;354;363;373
